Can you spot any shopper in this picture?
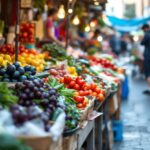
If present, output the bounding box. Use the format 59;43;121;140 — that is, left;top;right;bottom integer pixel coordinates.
45;8;65;47
141;24;150;94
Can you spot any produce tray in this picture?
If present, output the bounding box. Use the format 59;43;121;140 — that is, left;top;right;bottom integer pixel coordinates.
63;126;80;137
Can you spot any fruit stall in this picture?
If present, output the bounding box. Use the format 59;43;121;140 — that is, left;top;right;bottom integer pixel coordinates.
0;0;125;150
0;38;125;149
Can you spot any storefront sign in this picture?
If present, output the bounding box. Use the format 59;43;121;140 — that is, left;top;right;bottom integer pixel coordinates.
21;0;32;8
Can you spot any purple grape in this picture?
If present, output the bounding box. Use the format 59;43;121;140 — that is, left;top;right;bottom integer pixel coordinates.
49;95;57;101
29;92;34;99
20;93;28;100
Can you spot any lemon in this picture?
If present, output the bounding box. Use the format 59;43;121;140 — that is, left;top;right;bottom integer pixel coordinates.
4;55;11;62
0;57;3;64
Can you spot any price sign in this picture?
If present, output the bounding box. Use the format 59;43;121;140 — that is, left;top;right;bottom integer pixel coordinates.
21;0;32;8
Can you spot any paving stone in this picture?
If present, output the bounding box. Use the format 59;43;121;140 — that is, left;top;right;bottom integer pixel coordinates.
113;75;150;150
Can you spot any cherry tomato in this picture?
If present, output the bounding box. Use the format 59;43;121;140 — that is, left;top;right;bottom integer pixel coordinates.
64;76;72;84
91;84;97;90
95;88;101;94
74;96;84;103
76;103;84;109
92;92;98;97
77;79;86;86
59;77;64;83
82;99;87;107
69;81;76;87
100;90;106;95
98;94;105;102
74;84;80;90
79;91;85;96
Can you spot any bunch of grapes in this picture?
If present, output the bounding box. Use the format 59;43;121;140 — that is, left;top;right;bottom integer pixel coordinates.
10;104;52;131
15;79;63;131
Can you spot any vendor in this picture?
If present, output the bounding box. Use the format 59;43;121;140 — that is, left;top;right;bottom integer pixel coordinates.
45;8;65;47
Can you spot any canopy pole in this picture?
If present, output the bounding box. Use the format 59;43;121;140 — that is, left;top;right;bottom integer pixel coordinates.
15;0;20;62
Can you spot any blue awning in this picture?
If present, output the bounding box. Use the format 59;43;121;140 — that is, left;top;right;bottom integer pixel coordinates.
106;15;150;32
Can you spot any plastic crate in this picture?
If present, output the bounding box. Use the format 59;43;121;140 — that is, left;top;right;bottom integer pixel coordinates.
121;76;129;100
112;120;123;142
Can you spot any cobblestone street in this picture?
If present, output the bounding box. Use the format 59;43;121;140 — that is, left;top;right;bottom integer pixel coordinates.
113;75;150;150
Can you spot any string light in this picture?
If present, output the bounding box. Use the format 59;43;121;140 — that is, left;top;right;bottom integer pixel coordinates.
85;25;91;32
72;16;80;25
94;2;99;5
58;5;65;19
97;36;103;42
90;21;96;28
68;8;73;14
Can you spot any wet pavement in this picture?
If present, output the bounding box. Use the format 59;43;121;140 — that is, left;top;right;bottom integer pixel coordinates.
113;74;150;150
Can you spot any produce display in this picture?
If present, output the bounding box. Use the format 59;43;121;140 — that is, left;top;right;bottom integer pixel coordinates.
0;44;46;72
0;63;36;82
19;23;35;44
0;31;125;148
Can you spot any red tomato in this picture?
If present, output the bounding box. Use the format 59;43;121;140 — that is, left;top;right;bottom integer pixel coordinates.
76;103;84;109
95;88;101;94
91;84;97;90
82;100;87;107
92;92;98;97
64;76;72;84
74;96;84;103
100;90;106;95
98;94;105;102
79;91;85;96
74;84;80;90
69;81;76;87
77;79;86;86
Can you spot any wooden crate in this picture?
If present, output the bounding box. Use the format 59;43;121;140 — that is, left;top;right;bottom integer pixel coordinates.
62;134;77;150
18;136;62;150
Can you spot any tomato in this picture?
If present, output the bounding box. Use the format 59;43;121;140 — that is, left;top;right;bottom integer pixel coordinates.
64;76;72;84
69;81;76;87
77;79;86;86
92;92;98;97
98;94;105;102
82;99;87;107
100;90;106;95
75;76;82;82
74;96;84;103
95;88;101;94
88;90;93;95
59;77;64;83
79;91;85;96
76;103;84;109
74;84;80;90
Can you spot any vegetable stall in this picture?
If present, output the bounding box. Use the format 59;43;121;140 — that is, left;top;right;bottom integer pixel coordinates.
0;41;125;150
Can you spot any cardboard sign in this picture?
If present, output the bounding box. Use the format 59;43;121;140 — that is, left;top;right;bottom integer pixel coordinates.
21;0;32;8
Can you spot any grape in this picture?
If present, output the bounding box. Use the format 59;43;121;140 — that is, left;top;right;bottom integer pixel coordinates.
49;95;57;101
20;93;28;100
24;88;30;94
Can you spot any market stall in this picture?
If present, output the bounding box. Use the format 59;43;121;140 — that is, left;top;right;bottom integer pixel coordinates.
0;0;125;150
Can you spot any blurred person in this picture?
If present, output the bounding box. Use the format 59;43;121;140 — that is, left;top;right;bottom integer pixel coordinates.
109;34;121;56
120;35;127;54
45;8;65;47
141;24;150;94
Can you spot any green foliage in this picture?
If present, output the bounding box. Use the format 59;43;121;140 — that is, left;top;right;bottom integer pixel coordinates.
43;44;67;60
33;0;47;13
0;83;18;107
